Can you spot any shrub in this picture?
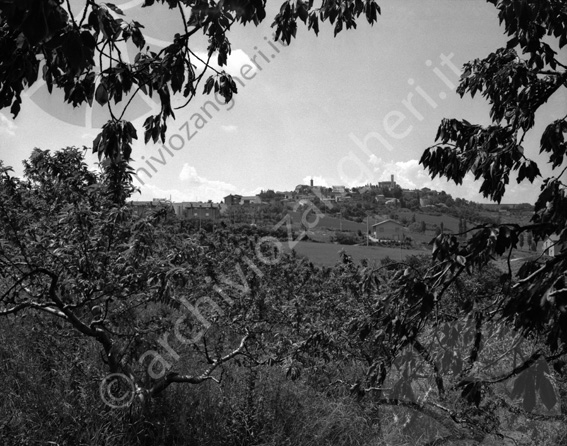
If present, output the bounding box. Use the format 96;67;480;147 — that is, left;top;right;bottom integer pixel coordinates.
333;232;358;245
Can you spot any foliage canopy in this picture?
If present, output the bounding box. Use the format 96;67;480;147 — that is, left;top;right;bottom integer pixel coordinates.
420;0;567;353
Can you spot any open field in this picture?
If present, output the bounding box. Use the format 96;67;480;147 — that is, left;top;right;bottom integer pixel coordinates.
285;239;542;271
287;210;464;234
493;249;542;276
411;212;461;232
286;211;371;232
284;240;430;267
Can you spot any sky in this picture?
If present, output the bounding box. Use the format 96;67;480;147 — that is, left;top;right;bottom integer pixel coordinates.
1;0;565;204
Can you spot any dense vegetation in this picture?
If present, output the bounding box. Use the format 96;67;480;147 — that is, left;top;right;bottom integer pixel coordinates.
1;148;566;445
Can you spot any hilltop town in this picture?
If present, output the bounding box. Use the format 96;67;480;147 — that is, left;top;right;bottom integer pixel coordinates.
131;175;540;260
133;175;533;223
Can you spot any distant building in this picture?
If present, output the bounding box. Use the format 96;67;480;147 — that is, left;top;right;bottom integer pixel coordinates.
224;194;242;206
375;194;386;204
543;234;563;257
372;219;406;240
295;184;311;194
173;202;220;220
130;199;172;218
311;186;324;197
330;185;347;202
241;195;262;205
378;175;396;190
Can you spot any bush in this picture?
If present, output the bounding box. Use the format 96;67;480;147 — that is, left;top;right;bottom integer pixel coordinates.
408;222;423;233
332;232;358;245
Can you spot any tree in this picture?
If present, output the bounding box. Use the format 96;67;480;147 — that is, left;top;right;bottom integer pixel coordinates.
408;221;422;233
434;224;441;236
0;0;380;171
0;149;253;400
0;148;333;411
392;185;403;199
419;0;567;352
2;149;565;445
336;256;563;444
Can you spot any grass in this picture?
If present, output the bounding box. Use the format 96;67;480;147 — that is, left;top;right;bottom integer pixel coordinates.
286;211;371;232
284;240;430;267
409;212;461;233
493;248;542;276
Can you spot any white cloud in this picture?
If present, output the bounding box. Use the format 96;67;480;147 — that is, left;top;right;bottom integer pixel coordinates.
136;180;234;203
302;175;330;188
135;183;193;202
177;164;238;201
135;165;267;203
368;157;484;200
309;156;490;201
193;49;257;78
242;186;265;197
0;113;17;137
221;125;238;132
368;154;379;165
136;165;237;202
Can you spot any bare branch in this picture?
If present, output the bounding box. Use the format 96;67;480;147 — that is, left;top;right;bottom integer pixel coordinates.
149;332;250;396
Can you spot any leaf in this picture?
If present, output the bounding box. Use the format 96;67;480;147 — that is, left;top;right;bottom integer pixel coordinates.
537;375;557;410
441;349;453;372
511;371;528;399
523;378;537;412
95;83;109;106
392;377;416;402
106;3;124;15
62;31;84;73
131;27;145;49
460;381;482;407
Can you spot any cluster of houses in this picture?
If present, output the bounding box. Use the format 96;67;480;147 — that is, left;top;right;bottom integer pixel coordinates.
542;234;564;257
224;176;400;207
129;178;562;257
131;198;409;241
131;199;223;221
131;176;404;220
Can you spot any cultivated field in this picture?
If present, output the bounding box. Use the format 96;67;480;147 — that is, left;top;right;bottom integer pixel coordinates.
284;240;430;267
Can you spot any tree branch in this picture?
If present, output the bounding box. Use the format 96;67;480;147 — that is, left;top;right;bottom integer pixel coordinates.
149;332;249;397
